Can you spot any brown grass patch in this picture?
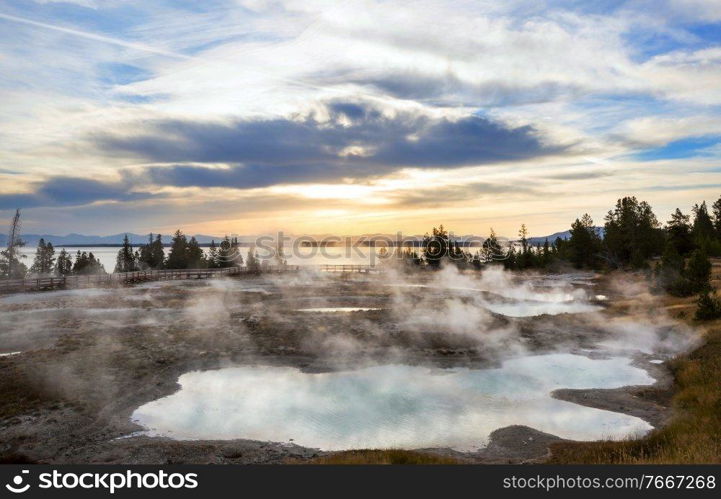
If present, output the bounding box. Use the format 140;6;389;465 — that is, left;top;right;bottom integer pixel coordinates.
548;322;721;463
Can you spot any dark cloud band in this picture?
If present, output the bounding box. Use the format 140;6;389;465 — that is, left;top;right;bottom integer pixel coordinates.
0;177;156;209
2;101;565;209
98;100;564;188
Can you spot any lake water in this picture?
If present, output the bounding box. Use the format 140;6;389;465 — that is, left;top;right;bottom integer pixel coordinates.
19;247;121;272
132;354;654;451
19;245;387;272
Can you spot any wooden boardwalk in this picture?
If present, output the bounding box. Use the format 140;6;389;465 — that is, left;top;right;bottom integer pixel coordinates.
0;263;380;295
0;265;299;295
318;264;379;274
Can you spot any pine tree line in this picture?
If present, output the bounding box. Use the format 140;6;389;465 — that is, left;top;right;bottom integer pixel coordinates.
112;231;260;273
399;195;721;319
3;194;721;289
398;195;720;278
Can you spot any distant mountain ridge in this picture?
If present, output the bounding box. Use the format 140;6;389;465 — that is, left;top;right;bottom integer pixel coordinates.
1;227;605;247
527;227;604;245
0;233;223;247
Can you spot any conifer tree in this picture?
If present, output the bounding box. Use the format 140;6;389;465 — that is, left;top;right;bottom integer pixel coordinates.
686;249;711;293
482;228;502;263
88;252;106;274
692;202;715;241
138;234;153;269
246;245;260;272
54;248;73;276
207;240;219;268
30;238;55;275
503;245;517;269
166;230;189;269
712;196;721;239
517;224;534;268
30;238;46;274
568;214;601;268
186;236;206;268
655;242;689;296
553;236;569;261
542;239;551;267
73;250;85;274
151;234;165;269
423;225;450;268
448;239;467;268
695;291;721;320
692;201;719;255
603;196;663;268
73;251;106;275
274;239;287;267
666;208;693;255
45;241;55;273
114;234;137;273
217;236;238;268
138;233;165;269
519;224;529;253
471;250;483;270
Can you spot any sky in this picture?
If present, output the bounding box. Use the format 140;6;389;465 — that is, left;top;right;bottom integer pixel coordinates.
0;0;720;237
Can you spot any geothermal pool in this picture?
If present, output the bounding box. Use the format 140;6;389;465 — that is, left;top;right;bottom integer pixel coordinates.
481;300;601;317
296;307;382;313
132;353;654;451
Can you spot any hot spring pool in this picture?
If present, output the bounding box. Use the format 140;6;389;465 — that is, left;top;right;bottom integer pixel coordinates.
481;301;602;317
296;307;382;313
131;354;654;451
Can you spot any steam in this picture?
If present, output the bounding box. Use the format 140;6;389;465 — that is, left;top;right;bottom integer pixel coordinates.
0;263;696;362
0;266;694;361
0;262;700;450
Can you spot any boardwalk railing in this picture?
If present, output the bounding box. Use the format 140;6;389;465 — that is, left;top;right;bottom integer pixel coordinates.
318;264;379;273
0;264;301;295
0;263;382;295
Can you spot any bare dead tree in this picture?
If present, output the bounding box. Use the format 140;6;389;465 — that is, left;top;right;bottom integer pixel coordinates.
6;209;22;256
1;209;26;279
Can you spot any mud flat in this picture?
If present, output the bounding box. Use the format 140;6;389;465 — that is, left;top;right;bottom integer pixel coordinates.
0;269;696;464
552;357;674;429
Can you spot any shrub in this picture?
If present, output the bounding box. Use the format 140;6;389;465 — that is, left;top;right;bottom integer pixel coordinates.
695;291;721;321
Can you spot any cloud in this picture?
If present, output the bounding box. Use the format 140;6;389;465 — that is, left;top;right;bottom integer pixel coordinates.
611;114;721;148
636;0;721;23
639;47;721;105
94;101;564;189
0;177;157;209
2;0;721;234
0;96;563;210
33;0;98;7
643;182;721;192
542;170;612;180
390;182;538;208
311;68;586;107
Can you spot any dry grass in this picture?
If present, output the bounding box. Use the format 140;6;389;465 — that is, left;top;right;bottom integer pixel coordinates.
548;326;721;463
295;449;464;465
548;263;721;464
